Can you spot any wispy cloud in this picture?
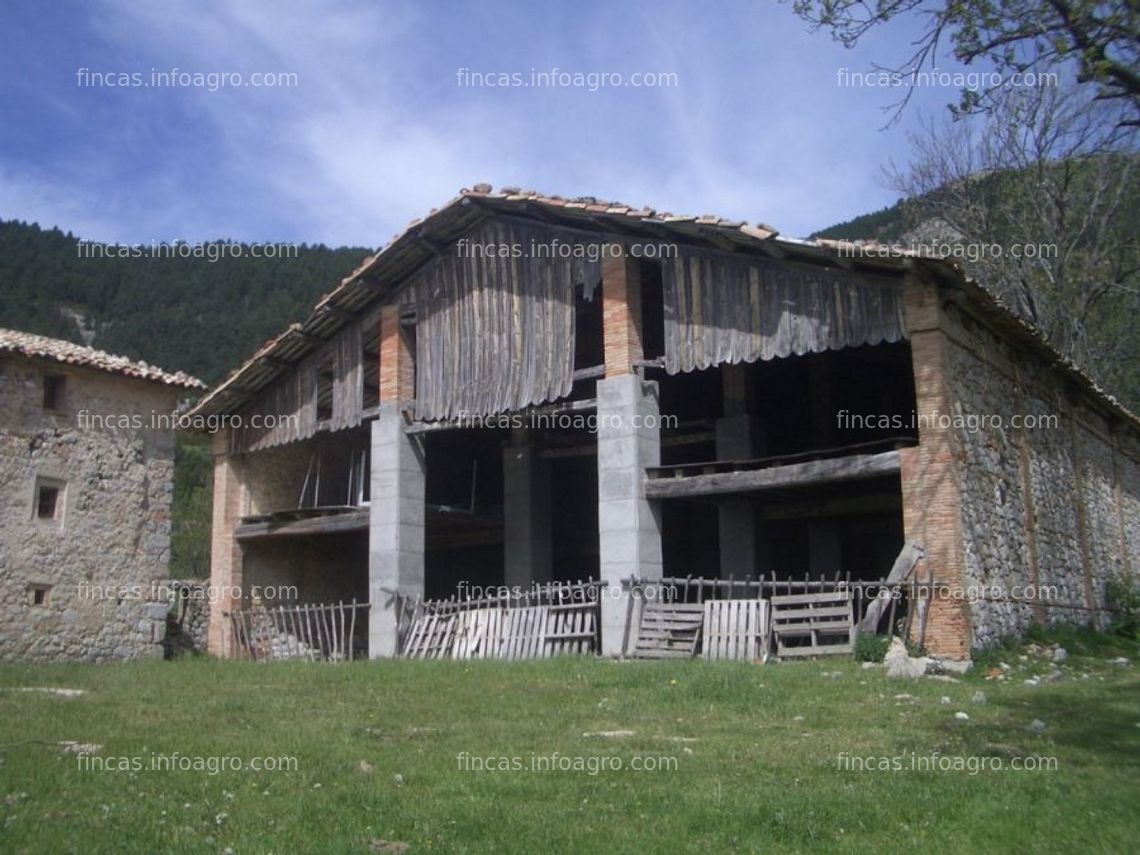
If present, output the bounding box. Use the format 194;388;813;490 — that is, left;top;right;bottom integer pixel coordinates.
1;0;968;246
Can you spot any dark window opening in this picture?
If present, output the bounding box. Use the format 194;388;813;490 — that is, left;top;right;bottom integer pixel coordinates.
43;374;66;410
574;279;603;372
402;324;417;404
36;483;60;520
755;342;917;457
639;261;665;361
362;326;380;410
27;584;51;606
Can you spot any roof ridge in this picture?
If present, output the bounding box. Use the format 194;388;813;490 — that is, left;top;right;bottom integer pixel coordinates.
0;327;204;389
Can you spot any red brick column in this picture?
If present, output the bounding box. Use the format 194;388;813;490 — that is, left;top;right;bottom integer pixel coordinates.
379;303;414;405
899;277;972;658
207;428;247;657
602;250;643;376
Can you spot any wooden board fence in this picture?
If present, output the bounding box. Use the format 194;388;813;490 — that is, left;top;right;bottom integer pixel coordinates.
227;600;368;662
401;580;600;660
702;599;769;662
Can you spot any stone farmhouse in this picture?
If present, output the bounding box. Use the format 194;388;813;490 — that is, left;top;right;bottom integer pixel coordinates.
0;329;203;661
189;185;1139;662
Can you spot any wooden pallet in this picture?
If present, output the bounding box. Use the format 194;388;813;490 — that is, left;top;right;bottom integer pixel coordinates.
770;591;856;658
545;602;597;657
702;599;769;662
631;602;704;659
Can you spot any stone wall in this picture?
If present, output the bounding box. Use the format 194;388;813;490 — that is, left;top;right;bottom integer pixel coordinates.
159;579;211;656
940;302;1137;648
0;354;181;661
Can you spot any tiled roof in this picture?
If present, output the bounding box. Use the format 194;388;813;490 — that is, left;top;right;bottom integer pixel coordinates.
0;328;204;389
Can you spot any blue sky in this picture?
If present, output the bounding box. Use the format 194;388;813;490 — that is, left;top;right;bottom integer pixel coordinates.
0;0;984;247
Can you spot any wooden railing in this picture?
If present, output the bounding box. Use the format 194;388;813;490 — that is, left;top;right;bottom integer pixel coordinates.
398;579;602;659
226;600;369;662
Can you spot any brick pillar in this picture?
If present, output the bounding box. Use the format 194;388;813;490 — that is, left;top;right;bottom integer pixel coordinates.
899;277;971;658
207;429;246;657
379;303;414;408
369;304;424;657
602;250;643;376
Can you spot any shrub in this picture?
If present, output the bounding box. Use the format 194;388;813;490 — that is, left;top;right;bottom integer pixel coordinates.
854;634;890;662
1106;571;1140;638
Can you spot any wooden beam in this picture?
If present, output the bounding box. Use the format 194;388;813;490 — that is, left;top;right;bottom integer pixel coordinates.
235;509;369;540
289;329;328;346
571;364;606;381
644;450;901;500
405;398;599;435
319;304;356;321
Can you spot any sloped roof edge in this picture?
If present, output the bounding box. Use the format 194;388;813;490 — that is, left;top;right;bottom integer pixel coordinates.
0;327;204;390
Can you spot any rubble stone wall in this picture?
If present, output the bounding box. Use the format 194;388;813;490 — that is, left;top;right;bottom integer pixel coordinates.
940;304;1136;648
0;354;181;661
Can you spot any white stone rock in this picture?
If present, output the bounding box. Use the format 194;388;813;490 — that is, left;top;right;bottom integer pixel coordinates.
929;658;972;675
955;711;970;721
884;637;929;679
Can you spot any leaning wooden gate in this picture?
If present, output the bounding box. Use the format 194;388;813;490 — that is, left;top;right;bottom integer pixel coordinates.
227;600;369;662
400;581;601;660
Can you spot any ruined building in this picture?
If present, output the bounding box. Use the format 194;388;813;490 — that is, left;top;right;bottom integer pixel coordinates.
190;186;1139;660
0;329;203;660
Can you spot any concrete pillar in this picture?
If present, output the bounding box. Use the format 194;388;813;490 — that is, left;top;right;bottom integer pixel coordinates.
369;303;423;657
597;374;662;655
503;444;553;591
715;411;760;577
368;404;425;657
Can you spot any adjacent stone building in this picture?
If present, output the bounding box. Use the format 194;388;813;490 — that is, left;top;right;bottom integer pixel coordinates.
190;186;1139;660
0;329;203;661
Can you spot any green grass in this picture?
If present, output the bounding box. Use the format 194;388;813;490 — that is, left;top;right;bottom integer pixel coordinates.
1;633;1138;854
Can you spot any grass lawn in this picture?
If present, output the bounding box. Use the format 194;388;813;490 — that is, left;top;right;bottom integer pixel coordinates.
1;629;1138;854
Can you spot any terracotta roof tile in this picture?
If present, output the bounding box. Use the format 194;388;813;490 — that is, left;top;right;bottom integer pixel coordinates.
0;328;204;389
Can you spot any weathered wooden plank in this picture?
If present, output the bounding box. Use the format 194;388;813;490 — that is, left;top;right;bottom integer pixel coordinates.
645;451;900;499
770;605;853;620
860;542;924;633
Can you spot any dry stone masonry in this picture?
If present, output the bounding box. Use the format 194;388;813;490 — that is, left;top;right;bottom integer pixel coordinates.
0;332;202;661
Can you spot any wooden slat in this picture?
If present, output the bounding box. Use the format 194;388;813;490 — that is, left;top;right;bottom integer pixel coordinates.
770;591;853;606
770;605;853;620
702;600;767;661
